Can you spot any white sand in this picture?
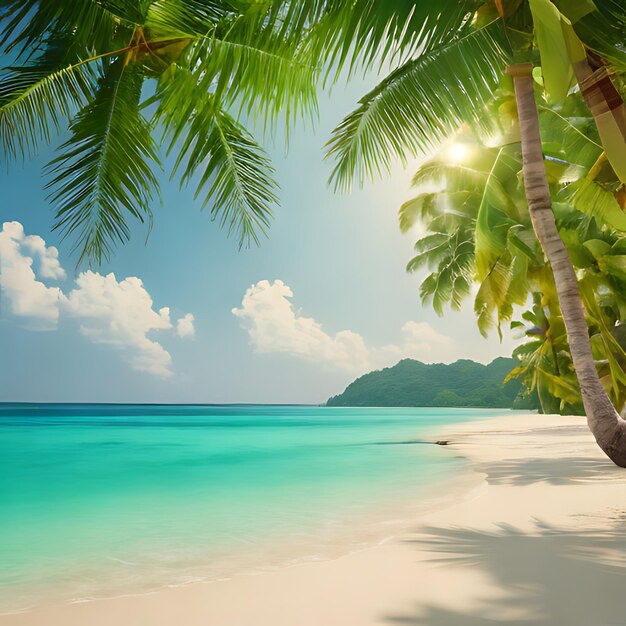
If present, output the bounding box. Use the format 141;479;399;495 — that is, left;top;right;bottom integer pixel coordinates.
3;412;626;626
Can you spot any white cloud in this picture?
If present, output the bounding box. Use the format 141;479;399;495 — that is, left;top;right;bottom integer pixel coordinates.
63;272;175;378
233;279;457;374
0;221;193;378
21;232;66;280
0;221;64;329
176;313;195;338
233;280;370;371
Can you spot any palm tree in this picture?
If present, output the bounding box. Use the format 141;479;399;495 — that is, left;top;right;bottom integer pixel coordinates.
400;94;626;415
507;61;626;465
1;1;306;264
326;0;626;466
0;0;474;265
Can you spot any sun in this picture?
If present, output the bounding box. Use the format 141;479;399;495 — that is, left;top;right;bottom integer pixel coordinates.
445;142;471;163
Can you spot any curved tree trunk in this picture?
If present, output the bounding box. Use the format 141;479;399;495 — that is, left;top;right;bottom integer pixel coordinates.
506;63;626;467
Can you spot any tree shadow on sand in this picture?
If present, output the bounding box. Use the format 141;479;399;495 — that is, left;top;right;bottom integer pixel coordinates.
476;456;622;486
385;513;626;626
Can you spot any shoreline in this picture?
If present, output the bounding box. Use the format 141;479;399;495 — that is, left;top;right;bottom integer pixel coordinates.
0;428;485;616
3;411;626;625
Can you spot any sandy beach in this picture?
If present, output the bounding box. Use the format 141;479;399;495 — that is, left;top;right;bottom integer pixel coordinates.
3;411;626;626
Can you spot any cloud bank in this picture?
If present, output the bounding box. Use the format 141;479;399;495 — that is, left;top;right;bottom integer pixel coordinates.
233;279;456;373
0;221;194;378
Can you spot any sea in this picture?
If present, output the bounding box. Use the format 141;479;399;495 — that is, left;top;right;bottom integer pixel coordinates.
0;404;524;613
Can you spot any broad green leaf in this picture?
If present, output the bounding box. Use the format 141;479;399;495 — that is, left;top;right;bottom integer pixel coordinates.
567;178;626;231
560;17;587;64
474;147;518;279
594;110;626;184
552;0;597;23
538;105;602;169
538;368;582;404
507;224;541;263
529;0;575;101
583;238;611;259
599;255;626;281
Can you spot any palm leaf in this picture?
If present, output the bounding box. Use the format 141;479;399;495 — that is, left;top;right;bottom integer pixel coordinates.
563;178;626;231
538;105;603;169
153;64;277;247
145;0;226;37
304;0;481;77
415;228;474;315
46;59;159;266
410;161;491;194
325;20;511;191
189;29;319;127
399;190;479;234
176;109;277;248
407;233;457;272
474;257;514;337
0;0;130;54
568;0;626;70
474;147;521;279
0;42;96;159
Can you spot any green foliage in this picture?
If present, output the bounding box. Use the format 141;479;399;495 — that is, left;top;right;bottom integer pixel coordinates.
400;88;626;415
1;0;302;264
327;357;537;409
325;21;512;191
321;0;626;417
46;60;159;265
152;64;277;247
565;0;626;71
1;0;503;264
0;39;96;159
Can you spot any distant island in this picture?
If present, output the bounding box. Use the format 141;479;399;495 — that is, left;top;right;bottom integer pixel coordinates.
327;357;537;409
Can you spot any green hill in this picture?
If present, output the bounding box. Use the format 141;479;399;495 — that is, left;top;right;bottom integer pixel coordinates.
327;357;536;409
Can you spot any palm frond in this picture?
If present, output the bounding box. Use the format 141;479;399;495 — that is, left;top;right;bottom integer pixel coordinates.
0;0;130;54
569;0;626;70
46;59;159;266
194;32;319;127
414;227;475;315
325;20;511;191
146;0;226;37
399;190;479;233
407;233;457;272
303;0;480;77
474;256;515;337
179;109;277;247
410;161;491;193
538;105;603;169
0;41;96;159
153;63;278;247
562;178;626;231
474;146;521;279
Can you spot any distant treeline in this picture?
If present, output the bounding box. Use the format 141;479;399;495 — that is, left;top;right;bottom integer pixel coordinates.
327;357;538;409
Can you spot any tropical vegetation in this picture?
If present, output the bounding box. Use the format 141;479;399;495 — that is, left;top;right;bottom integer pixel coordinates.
0;0;474;264
327;357;536;409
325;0;626;466
398;91;626;417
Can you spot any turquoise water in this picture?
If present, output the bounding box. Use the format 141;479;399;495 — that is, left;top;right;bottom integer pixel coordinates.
0;404;517;613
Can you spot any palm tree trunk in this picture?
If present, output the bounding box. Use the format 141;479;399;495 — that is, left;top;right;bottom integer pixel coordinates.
506;63;626;467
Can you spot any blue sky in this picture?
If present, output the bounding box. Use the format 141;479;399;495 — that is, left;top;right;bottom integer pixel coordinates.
0;70;518;404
